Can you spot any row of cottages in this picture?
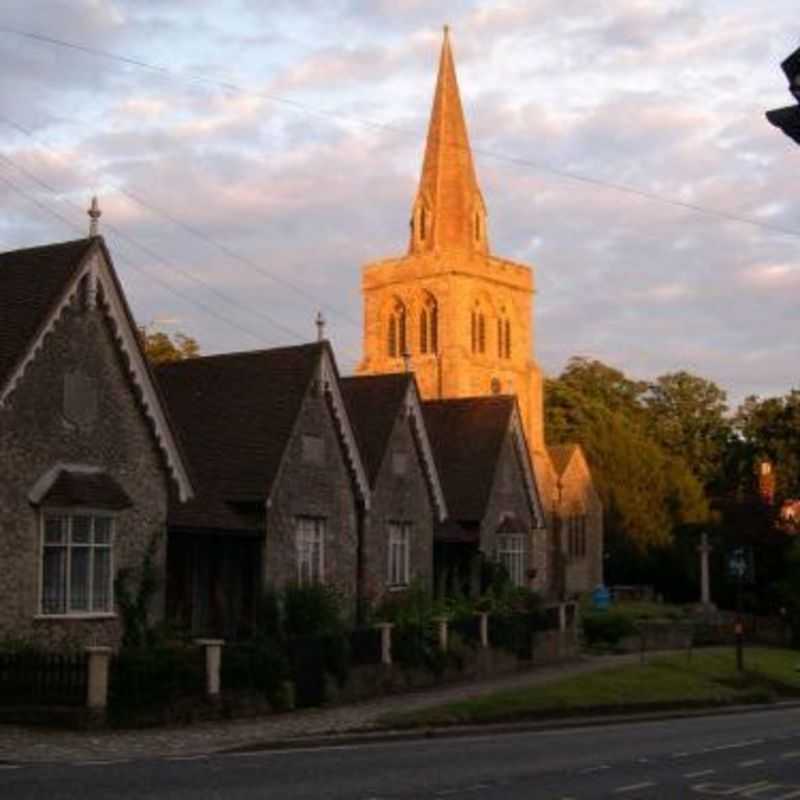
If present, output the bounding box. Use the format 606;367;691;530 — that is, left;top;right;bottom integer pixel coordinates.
0;236;549;647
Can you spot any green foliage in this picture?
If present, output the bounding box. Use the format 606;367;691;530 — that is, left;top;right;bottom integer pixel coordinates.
372;578;443;627
108;644;205;723
114;531;162;649
581;612;638;647
736;390;800;498
644;371;732;489
140;329;200;365
283;583;344;638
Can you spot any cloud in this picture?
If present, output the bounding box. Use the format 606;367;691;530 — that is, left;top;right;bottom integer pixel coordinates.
0;0;798;405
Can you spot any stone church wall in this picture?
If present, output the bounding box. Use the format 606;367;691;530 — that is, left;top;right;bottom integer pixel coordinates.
263;383;359;615
362;409;434;607
0;297;169;650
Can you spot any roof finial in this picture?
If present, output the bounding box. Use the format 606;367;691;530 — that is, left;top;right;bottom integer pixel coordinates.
315;310;326;342
443;23;450;38
87;196;102;237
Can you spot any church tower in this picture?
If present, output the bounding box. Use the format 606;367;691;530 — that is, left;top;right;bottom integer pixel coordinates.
358;26;546;457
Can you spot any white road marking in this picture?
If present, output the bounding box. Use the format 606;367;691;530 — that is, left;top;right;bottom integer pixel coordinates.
579;764;610;774
72;759;129;767
739;759;765;767
685;769;716;778
673;751;691;758
0;765;22;771
782;751;800;760
700;739;764;753
614;781;655;793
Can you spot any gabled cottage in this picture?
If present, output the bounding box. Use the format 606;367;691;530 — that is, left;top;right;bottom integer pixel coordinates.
157;342;370;638
0;237;193;649
547;444;603;596
422;396;547;597
340;373;446;608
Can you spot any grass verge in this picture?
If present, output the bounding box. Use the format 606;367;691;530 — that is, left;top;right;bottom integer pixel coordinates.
378;647;800;729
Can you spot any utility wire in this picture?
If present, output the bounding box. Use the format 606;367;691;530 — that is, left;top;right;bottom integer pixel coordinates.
0;167;270;345
0;116;362;331
2;26;800;242
0;151;308;343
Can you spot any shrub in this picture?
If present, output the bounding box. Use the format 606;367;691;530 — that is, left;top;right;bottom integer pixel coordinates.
392;623;447;676
284;584;344;638
582;612;638;646
108;644;205;723
221;639;289;706
489;612;535;659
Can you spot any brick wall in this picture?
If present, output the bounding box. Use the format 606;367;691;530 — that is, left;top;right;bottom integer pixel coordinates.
0;297;169;650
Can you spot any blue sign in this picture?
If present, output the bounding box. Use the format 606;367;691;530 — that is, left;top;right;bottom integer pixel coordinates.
592;584;611;610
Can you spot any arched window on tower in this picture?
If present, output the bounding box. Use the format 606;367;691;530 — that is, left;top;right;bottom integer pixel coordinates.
471;302;486;355
388;300;407;358
419;294;438;355
497;308;512;359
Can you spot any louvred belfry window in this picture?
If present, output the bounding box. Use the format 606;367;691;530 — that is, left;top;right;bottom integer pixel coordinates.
388;300;407;358
419;294;438;355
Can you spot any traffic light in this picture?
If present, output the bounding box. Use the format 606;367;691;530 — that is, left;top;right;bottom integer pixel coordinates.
766;45;800;145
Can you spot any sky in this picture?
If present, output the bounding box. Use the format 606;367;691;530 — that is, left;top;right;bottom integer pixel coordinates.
0;0;798;408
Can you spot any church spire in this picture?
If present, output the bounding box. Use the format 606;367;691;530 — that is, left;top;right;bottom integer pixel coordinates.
410;26;488;256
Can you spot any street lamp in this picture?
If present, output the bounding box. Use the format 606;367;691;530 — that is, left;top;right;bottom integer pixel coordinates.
766;45;800;145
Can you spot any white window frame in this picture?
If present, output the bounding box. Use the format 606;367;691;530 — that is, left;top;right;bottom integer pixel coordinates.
38;509;116;618
496;532;526;587
296;516;325;585
387;522;411;588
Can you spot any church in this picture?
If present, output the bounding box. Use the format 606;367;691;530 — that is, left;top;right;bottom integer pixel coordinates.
358;27;603;597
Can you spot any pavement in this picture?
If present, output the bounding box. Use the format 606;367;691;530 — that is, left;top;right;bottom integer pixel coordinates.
0;651;663;764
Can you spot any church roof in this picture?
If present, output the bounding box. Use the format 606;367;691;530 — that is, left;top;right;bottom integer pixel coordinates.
158;341;371;531
0;236;193;501
157;343;326;531
0;238;93;394
412;26;487;255
340;373;414;484
341;372;448;520
422;395;514;522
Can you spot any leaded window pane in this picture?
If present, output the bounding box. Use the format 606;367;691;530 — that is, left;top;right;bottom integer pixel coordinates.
42;546;67;614
92;548;112;611
70;547;90;612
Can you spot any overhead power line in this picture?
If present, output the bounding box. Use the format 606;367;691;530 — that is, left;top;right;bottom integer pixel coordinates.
2;26;800;242
0;115;362;332
0;166;270;345
0;151;307;343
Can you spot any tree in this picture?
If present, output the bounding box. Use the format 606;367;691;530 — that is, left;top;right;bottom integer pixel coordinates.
545;362;709;560
141;330;200;365
736;390;800;498
644;371;732;489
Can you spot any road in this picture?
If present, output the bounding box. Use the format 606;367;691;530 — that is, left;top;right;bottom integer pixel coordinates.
3;706;800;798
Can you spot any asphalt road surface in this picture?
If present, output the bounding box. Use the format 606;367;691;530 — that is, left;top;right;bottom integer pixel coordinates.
3;706;800;798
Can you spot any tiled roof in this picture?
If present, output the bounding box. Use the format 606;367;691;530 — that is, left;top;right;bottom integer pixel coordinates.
157;343;324;532
422;395;514;523
0;238;94;392
39;469;133;510
548;444;578;477
339;373;413;485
